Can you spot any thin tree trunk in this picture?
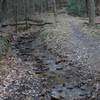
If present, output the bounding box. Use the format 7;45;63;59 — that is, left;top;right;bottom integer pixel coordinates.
15;5;18;33
53;0;57;25
86;0;89;17
88;0;95;26
25;0;28;30
13;0;18;33
1;0;7;22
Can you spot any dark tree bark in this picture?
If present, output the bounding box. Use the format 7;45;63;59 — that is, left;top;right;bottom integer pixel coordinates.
1;0;7;21
86;0;89;16
1;0;7;13
53;0;57;25
88;0;96;26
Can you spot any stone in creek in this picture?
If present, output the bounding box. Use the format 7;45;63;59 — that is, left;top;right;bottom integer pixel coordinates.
56;67;63;70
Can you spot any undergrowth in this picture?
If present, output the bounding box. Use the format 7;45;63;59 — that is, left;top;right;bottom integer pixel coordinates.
0;36;10;58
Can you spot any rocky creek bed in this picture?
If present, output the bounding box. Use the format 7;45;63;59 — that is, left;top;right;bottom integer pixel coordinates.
0;23;100;100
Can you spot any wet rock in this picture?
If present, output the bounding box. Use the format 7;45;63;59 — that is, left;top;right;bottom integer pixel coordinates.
56;67;63;70
66;86;73;90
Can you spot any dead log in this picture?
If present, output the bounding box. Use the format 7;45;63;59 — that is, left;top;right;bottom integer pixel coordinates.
1;22;52;27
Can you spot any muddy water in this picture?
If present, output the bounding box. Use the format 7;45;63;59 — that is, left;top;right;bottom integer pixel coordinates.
14;32;57;72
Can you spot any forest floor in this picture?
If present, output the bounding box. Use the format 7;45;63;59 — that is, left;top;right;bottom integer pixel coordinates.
0;12;100;100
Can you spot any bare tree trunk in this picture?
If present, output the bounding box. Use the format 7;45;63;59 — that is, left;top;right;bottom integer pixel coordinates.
40;0;43;13
53;0;57;25
88;0;95;26
13;0;18;33
24;0;28;30
86;0;89;17
46;0;49;11
1;0;7;22
15;5;18;33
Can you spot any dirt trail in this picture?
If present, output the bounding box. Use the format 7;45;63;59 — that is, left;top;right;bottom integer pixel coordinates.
41;13;100;71
69;21;100;71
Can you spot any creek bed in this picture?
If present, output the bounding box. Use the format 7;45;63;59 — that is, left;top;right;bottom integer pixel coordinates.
0;30;99;100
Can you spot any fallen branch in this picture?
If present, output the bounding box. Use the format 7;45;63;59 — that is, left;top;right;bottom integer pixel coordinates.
1;21;52;27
